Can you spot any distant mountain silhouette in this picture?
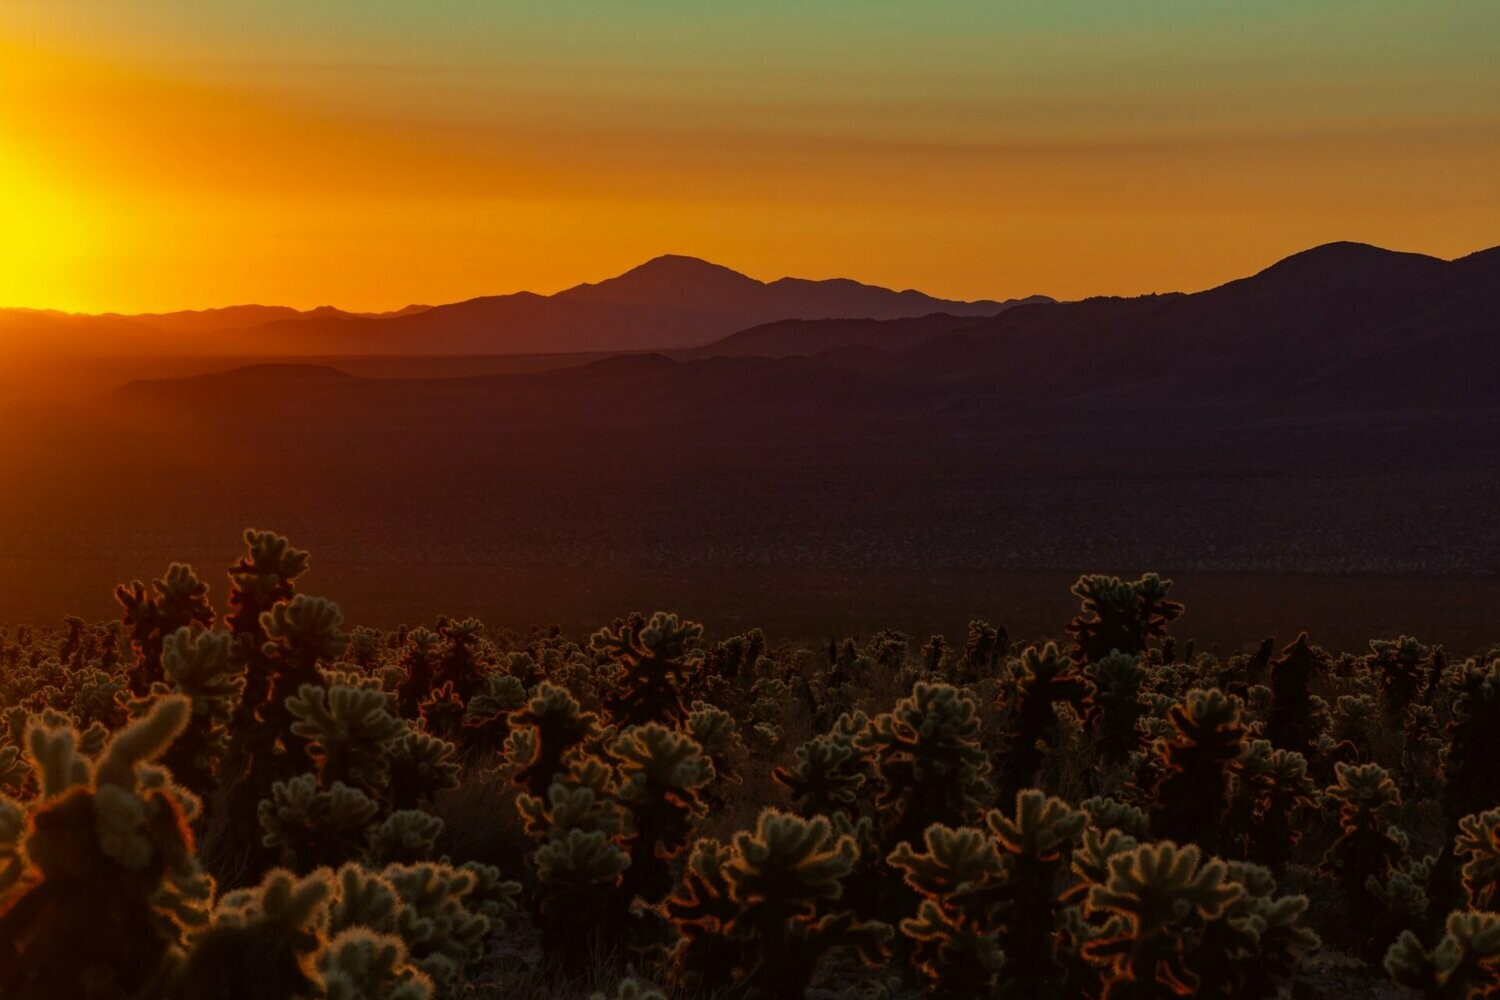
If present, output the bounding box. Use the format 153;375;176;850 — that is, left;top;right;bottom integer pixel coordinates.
0;256;1042;357
107;241;1500;416
11;239;1492;601
680;241;1498;410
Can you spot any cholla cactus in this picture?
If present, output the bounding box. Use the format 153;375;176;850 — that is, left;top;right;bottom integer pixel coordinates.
1455;807;1500;910
1086;650;1148;763
1265;633;1326;756
505;681;601;797
175;868;331;999
1385;911;1500;999
1067;573;1183;665
1196;860;1319;998
152;627;245;798
664;837;742;994
316;927;433;1000
321;861;510;991
687;701;747;803
263;596;350;685
287;681;405;795
1443;657;1500;827
431;618;495;702
532;827;631;955
0;696;210;999
517;754;628;841
225;531;311;731
115;563;215;695
1082;841;1241;997
259;773;380;869
226;530;310;639
1081;796;1151;840
460;671;527;753
384;726;461;812
383;862;490;987
887;824;1007;996
0;741;27;797
1150;689;1245;850
774;726;868;817
1228;739;1318;864
416;682;466;741
1324;761;1407;950
669;809;891;997
0;796;23;894
963;620;1006;681
1001;642;1094;795
888;791;1086;996
591;612;705;726
611;723;713;901
701;627;766;685
986;791;1088;989
1430;657;1500;918
858;683;990;847
366;811;444;865
393;627;444;717
1367;636;1432;714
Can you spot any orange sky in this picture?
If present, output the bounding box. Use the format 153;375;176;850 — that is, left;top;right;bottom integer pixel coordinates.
2;1;1497;313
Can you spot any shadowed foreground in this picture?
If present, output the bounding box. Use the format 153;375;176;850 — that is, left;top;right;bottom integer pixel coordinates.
1;530;1496;997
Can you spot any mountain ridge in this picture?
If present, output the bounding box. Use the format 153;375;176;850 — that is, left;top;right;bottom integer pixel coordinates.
0;255;1047;358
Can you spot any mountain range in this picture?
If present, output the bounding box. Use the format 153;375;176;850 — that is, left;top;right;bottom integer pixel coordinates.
111;240;1500;414
0;255;1048;357
3;239;1498;631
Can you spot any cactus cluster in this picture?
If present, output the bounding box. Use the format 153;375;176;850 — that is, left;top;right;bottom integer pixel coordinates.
3;537;1497;996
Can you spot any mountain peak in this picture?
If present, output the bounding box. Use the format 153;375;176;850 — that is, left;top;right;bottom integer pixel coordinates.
557;254;764;306
613;254;761;287
1252;241;1447;284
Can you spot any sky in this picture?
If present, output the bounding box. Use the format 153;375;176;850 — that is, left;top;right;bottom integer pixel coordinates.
1;0;1497;313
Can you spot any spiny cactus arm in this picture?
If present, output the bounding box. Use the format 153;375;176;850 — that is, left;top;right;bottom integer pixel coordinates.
665;836;736;933
259;774;381;868
1386;911;1500;999
1081;796;1150;839
987;789;1087;861
687;702;747;780
317;927;434;1000
887;823;1002;900
772;734;865;814
724;809;857;932
0;742;27;798
161;626;244;705
288;682;405;791
611;724;713;812
178;868;332;998
262;595;350;664
899;896;1006;987
383;861;489;986
1457;808;1500;911
385;727;461;810
24;720;89;798
1083;841;1242;995
800;907;895;966
458;861;520;926
533;827;630;895
0;796;24;896
366;811;444;865
330;863;402;936
95;694;191;791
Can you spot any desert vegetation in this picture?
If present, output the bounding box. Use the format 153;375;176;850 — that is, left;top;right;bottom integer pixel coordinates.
1;531;1497;998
